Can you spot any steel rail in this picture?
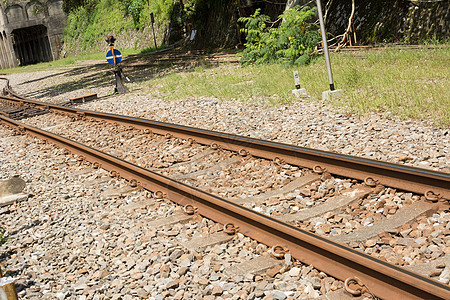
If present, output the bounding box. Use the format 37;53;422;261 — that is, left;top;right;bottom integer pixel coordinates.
0;94;448;201
0;115;448;299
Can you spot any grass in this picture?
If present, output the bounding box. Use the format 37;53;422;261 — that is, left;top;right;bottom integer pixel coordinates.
148;63;296;103
147;46;449;127
139;45;168;54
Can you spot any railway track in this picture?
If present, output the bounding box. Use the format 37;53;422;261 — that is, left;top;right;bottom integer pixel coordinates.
332;44;449;52
0;100;49;120
0;81;449;299
124;49;240;69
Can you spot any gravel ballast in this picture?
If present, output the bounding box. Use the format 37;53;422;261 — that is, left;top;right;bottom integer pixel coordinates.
0;130;344;299
1;62;448;299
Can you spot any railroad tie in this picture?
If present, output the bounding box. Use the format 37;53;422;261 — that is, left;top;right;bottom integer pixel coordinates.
162;149;214;170
102;185;140;198
331;200;438;244
234;173;321;206
173;156;241;180
146;213;193;228
223;254;281;278
403;254;450;279
181;232;233;252
121;200;155;213
72;168;96;176
276;184;380;223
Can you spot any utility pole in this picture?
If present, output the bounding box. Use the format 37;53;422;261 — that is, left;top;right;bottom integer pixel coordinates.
316;0;343;100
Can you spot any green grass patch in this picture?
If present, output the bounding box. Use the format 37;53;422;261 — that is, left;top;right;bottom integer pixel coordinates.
148;63;298;104
147;46;449;127
139;44;168;55
1;57;79;74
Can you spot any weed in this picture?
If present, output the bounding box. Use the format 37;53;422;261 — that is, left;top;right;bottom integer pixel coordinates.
0;227;7;245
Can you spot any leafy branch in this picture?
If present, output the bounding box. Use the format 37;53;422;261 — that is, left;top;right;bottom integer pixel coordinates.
239;6;320;66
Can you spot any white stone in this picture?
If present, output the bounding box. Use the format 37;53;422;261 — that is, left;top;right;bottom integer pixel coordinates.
292;88;308;98
288;267;301;277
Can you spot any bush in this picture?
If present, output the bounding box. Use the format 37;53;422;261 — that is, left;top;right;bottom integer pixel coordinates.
239;6;320;66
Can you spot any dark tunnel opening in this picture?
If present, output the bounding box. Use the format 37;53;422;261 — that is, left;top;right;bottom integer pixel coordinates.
11;25;52;66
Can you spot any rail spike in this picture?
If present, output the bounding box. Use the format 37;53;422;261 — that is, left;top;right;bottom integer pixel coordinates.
186;138;195;145
223;223;239;235
424;190;442;203
239;149;248;157
183;204;197;215
273;157;285;166
364;177;378;187
344;277;377;299
154;191;166;199
211;143;221;150
313;165;326;174
270;244;289;259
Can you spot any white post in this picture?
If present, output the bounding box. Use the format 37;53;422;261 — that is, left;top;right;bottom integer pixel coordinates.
316;0;344;100
316;0;334;91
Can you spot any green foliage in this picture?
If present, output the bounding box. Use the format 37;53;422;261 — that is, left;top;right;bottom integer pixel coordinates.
345;68;361;87
239;6;320;66
64;0;134;51
119;0;173;28
63;0;174;52
0;227;7;245
29;0;47;15
120;0;145;26
139;0;173;28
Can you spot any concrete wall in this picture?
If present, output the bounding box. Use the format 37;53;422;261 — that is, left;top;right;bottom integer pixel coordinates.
0;0;66;68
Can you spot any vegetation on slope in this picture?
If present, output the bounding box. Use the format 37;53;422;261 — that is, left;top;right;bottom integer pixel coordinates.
63;0;175;52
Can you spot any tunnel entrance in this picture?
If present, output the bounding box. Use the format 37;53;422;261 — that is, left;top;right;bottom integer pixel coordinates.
11;25;52;66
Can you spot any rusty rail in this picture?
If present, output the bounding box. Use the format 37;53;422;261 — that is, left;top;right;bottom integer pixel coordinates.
333;44;449;52
0;93;448;202
0;114;449;299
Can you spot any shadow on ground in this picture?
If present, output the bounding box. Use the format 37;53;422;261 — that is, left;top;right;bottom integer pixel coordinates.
19;48;240;100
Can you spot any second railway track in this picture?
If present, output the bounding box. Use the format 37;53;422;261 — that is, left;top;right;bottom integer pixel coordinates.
0;84;449;299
